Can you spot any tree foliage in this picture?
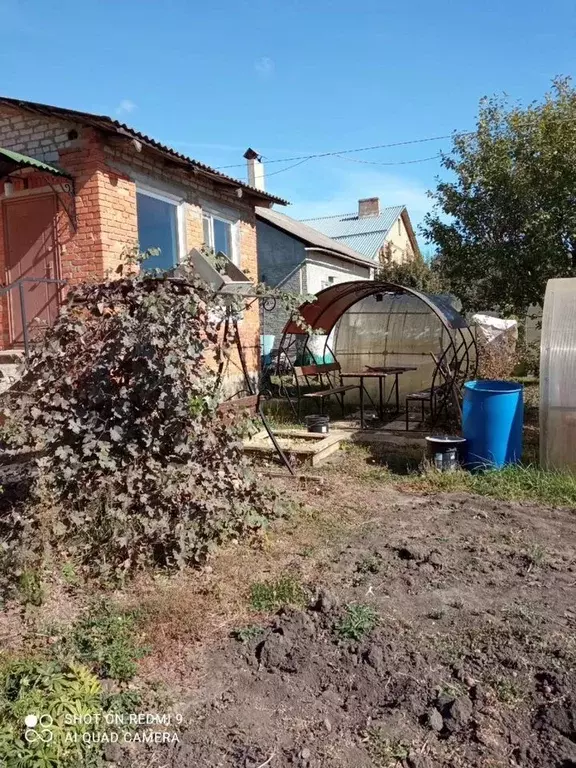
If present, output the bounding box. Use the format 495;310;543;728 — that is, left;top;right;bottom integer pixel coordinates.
2;263;277;583
376;243;443;293
424;77;576;314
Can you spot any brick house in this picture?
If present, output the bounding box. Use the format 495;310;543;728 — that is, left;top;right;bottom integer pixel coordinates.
0;97;285;390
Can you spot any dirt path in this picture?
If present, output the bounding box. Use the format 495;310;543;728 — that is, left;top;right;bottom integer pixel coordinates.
127;466;576;768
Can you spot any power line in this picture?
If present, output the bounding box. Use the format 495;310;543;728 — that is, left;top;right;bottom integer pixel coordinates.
264;157;313;177
335;153;442;167
215;113;576;172
216;133;457;169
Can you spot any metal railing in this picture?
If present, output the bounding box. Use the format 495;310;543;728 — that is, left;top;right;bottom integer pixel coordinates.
0;277;68;360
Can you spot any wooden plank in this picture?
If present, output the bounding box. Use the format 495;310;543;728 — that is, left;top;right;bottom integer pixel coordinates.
295;362;340;376
218;395;259;413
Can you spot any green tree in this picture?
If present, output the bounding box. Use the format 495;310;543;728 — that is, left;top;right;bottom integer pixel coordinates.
424;77;576;315
376;243;443;293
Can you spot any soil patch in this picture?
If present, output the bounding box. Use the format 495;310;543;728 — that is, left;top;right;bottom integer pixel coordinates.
116;469;576;768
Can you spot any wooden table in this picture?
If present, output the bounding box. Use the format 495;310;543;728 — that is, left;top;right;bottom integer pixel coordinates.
341;366;418;428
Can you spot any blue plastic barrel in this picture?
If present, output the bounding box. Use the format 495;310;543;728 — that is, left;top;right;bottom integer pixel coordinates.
261;335;275;366
462;380;523;469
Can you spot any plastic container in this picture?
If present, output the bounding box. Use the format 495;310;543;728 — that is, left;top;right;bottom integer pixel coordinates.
261;335;275;366
425;435;467;471
305;414;330;434
462;380;523;469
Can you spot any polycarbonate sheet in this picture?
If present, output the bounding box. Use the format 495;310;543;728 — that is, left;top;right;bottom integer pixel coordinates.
540;278;576;471
333;293;450;404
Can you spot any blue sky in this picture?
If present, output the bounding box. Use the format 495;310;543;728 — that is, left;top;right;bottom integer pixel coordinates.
2;0;575;249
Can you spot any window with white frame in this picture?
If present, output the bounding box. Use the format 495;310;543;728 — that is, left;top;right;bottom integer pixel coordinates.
202;212;236;264
137;188;183;271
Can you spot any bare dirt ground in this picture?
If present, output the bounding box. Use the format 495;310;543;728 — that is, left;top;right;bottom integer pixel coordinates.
114;446;576;768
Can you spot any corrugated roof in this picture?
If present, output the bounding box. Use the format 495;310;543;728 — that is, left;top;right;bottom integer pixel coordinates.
0;96;287;205
256;207;375;268
0;147;71;178
301;205;406;258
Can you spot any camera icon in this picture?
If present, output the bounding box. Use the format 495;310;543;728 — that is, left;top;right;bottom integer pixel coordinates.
24;714;54;744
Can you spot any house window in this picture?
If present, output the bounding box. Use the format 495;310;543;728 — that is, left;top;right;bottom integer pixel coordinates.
137;188;182;270
320;276;336;290
202;213;236;264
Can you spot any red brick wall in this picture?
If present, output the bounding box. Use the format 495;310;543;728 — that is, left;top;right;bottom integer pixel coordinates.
0;107;262;386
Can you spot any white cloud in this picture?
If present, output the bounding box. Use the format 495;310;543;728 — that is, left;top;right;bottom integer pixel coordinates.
254;56;275;78
286;166;432;231
115;99;137;117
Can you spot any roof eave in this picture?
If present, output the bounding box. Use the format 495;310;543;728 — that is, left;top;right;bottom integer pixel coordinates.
304;246;375;269
400;208;422;258
0;96;288;206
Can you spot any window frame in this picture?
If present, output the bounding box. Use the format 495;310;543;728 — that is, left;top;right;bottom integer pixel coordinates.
136;184;186;268
202;209;238;266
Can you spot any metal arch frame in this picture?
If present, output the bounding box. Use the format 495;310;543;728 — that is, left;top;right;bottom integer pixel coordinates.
274;280;477;424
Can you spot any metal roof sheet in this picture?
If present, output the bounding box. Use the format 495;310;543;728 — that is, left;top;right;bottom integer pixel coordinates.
0;96;287;205
256;207;374;267
301;205;406;258
0;147;71;178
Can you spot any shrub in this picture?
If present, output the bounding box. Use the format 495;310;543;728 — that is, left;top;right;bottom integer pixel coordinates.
1;260;277;584
0;658;104;767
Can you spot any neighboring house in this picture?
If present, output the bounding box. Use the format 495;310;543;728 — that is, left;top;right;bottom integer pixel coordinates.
0;97;285;391
302;197;421;265
255;205;375;349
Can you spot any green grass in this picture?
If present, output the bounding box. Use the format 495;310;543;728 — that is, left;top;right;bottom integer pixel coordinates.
399;463;576;507
249;575;307;612
335;603;379;641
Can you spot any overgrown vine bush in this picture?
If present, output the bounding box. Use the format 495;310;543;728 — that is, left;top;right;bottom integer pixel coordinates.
1;263;277;584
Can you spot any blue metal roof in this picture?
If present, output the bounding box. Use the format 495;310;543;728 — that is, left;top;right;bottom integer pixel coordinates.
301;205;406;259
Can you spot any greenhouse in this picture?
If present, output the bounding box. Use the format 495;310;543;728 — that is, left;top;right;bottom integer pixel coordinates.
274;280;477;428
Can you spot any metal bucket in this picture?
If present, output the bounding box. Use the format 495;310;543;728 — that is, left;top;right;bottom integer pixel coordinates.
305;414;330;434
426;435;467;472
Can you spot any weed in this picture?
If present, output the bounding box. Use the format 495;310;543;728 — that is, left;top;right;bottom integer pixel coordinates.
366;730;411;766
58;602;147;682
493;678;525;705
427;608;446;620
249;576;306;612
438;680;467;698
356;553;382;574
232;625;263;644
18;569;44;606
523;544;547;569
61;562;79;587
335;603;379;641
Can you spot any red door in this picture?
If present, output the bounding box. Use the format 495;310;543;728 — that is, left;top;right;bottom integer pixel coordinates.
3;195;60;346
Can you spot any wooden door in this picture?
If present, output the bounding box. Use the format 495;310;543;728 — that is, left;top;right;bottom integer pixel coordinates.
3;195;59;346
